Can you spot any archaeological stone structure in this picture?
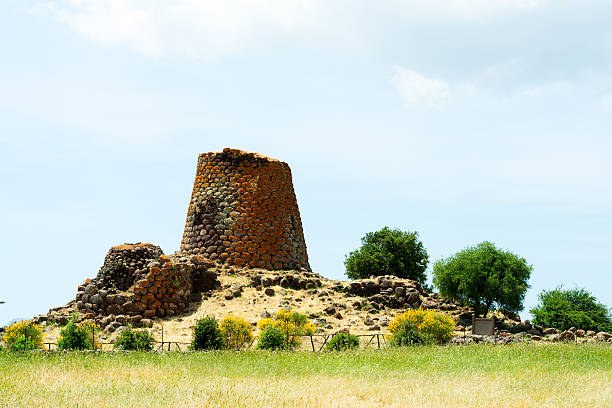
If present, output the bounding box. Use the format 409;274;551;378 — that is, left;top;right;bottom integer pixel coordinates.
180;148;311;271
73;243;218;330
39;148;313;330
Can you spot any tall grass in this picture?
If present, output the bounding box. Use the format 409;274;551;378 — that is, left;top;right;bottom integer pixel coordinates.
0;344;610;407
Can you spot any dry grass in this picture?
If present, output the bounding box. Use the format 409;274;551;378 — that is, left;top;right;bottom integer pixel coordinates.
1;343;610;407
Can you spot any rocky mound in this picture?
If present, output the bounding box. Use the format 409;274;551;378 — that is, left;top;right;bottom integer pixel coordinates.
44;243;219;332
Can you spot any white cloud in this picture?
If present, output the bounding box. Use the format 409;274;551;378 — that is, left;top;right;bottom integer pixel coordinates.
391;0;546;19
42;0;329;59
38;0;548;59
390;66;449;108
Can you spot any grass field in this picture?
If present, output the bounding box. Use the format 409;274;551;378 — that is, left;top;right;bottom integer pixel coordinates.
0;344;610;407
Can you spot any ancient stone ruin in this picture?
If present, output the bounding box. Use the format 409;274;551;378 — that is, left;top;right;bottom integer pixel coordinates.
72;243;218;330
45;148;312;330
180;148;310;271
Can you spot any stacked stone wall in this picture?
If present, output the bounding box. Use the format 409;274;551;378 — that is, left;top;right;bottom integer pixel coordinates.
74;243;218;329
180;148;310;271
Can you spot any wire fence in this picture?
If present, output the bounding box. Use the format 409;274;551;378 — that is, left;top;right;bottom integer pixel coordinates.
41;333;390;352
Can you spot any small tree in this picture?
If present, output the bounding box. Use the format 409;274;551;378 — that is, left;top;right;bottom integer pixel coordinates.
531;287;612;332
344;227;428;283
432;242;531;317
191;316;224;351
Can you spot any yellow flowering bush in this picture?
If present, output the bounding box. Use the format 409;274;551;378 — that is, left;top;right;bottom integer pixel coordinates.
2;320;44;351
387;309;455;344
256;309;315;350
219;315;253;350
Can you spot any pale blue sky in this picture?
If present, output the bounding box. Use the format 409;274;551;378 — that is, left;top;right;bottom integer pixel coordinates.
1;0;611;325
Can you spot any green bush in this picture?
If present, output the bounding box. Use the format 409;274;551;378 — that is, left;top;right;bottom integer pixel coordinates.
2;320;44;351
325;332;360;351
58;318;92;350
390;322;431;346
531;287;612;332
115;327;154;351
191;316;224;351
344;227;429;283
257;326;286;350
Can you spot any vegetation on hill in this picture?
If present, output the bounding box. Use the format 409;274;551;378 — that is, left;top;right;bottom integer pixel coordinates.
531;287;612;332
387;309;455;345
345;227;429;283
2;320;44;351
191;316;224;351
257;309;315;350
433;241;531;317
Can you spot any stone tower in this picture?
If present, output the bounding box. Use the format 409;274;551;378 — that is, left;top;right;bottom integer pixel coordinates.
180;148;310;271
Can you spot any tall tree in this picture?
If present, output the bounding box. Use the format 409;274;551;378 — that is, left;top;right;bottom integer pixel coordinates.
433;241;531;317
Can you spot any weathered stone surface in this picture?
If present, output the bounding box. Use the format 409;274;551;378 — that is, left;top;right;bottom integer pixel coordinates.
543;327;558;335
180;149;310;271
555;330;576;342
71;243;219;328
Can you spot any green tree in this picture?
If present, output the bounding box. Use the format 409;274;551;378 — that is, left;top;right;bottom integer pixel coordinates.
344;227;428;283
531;287;611;332
432;241;531;317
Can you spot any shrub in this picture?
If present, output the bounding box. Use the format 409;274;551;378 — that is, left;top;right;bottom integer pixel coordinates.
433;241;532;317
219;315;253;350
344;227;428;283
256;309;315;350
257;326;286;350
325;332;360;351
390;321;431;346
58;317;93;350
77;320;101;349
2;320;44;351
387;309;455;344
115;327;154;351
531;287;612;332
191;316;223;351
